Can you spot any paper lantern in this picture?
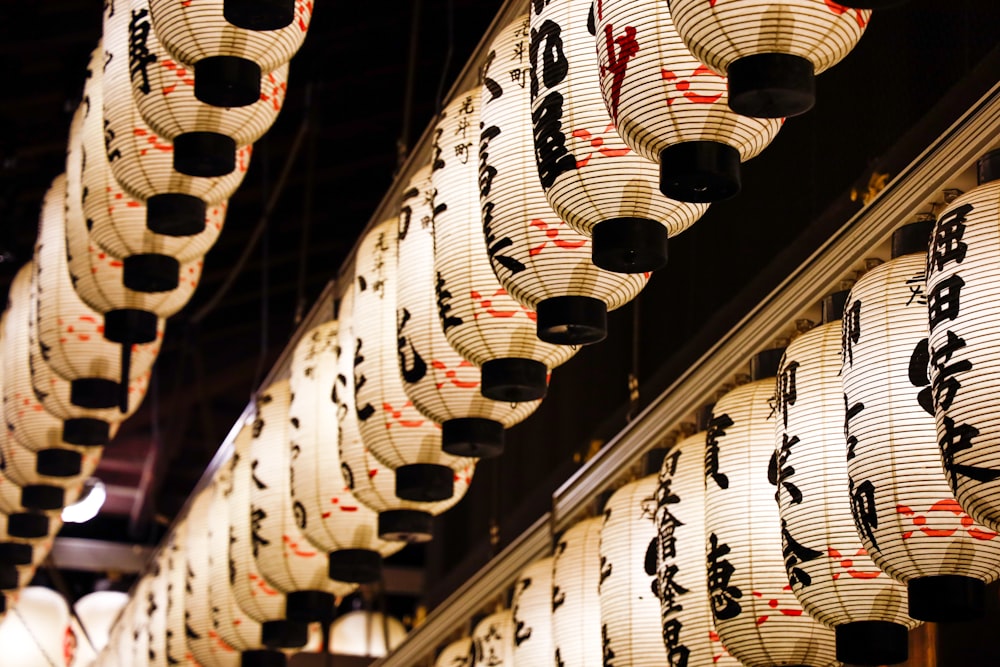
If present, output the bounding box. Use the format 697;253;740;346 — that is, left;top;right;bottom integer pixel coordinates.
159;518;199;666
655;432;740;667
432;88;577;401
335;285;473;542
130;0;289;176
397;168;541;458
844;221;1000;623
510;556;553;666
122;576;151;666
0;505;60;589
0;586;72;667
776;301;915;665
925;154;1000;555
669;0;870;117
551;516;602;667
528;0;707;273
435;637;472;667
288;320;404;584
328;610;407;657
249;380;356;623
352;217;477;502
594;1;782;202
73;591;129;663
471;610;514;667
479;15;648;346
146;543;172;667
147;0;313;106
703;352;837;667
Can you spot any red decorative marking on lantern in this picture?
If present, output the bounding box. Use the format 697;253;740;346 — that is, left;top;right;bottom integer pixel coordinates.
599;23;639;124
296;0;313;31
571;122;631;168
260;74;288;111
661;65;725;105
529;219;587;256
382;401;425;429
133;127;173;154
63;625;77;665
825;0;868;28
708;629;731;663
470;289;537;321
282;534;317;558
750;585;802;625
431;359;479;390
330;496;358;512
828;546;881;579
897;499;998;541
160;59;194;94
248;573;279;596
237;145;252;172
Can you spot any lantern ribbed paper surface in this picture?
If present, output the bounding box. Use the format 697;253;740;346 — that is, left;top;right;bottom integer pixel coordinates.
432;89;577;401
164;518;199;666
288;320;403;581
0;431;101;494
479;15;647;346
472;610;514;666
704;378;837;667
598;474;667;666
551;516;602;667
529;0;707;274
435;637;472;667
844;248;1000;621
397;169;541;458
328;611;407;657
0;509;61;578
510;556;553;667
0;587;72;667
74;591;129;663
124;577;152;666
147;546;171;667
594;1;782;202
777;321;915;664
655;432;740;667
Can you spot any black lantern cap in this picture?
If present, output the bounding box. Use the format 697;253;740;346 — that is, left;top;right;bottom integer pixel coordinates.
978;149;1000;185
174;132;237;177
62;418;111;447
224;0;295;30
260;619;309;649
442;418;504;458
147;193;207;236
822;290;851;324
195;56;262;108
908;575;985;622
836;620;908;665
751;347;786;381
378;510;433;543
69;378;119;410
123;254;180;293
285;590;336;624
728;53;816;118
395;463;453;502
659;140;741;203
7;512;50;539
21;485;64;511
328;548;382;584
537;296;607;346
36;449;83;478
241;649;286;667
481;358;547;402
0;543;34;566
0;564;19;591
103;309;159;345
592;217;668;273
892;218;935;259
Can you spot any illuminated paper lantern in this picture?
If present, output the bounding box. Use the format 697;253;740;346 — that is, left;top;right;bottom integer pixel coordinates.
479;15;647;346
432;88;577;401
352;218;476;502
844;221;1000;623
249;380;356;623
125;575;152;666
146;547;171;667
529;0;707;273
595;1;782;202
0;506;60;587
148;0;313;106
435;637;472;667
328;611;407;657
73;591;129;664
397;169;541;457
130;0;289;176
704;352;837;667
0;587;72;667
655;431;740;666
472;610;514;667
162;519;199;666
510;556;553;666
288;320;404;583
336;285;473;542
551;516;602;667
777;300;915;665
669;0;870;117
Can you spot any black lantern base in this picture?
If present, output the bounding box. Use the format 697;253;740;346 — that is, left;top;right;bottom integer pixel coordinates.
537;296;607;345
592;217;668;273
727;52;815;118
174;132;237;177
0;565;18;591
241;649;286;667
103;309;159;345
836;620;908;665
7;512;49;539
442;418;504;458
260;619;309;649
195;56;262;108
285;590;336;624
378;510;433;543
328;548;382;584
21;486;63;512
395;463;453;502
36;449;83;478
659;140;741;203
909;575;985;622
123;254;180;293
481;358;547;402
62;418;111;447
147;194;207;236
0;543;33;566
892;219;935;259
70;378;119;410
224;0;295;30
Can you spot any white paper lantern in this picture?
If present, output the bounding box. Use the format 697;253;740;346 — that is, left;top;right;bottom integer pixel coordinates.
471;610;514;667
529;0;707;273
510;556;553;667
288;320;404;583
479;14;648;346
432;88;577;402
397;168;541;458
594;1;782;203
73;591;129;664
655;432;741;667
328;610;407;657
551;516;602;667
669;0;870;117
146;547;171;667
435;637;472;667
335;285;473;543
0;507;60;593
161;518;200;666
704;371;837;667
777;315;915;664
844;226;1000;623
124;576;151;666
0;586;72;667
